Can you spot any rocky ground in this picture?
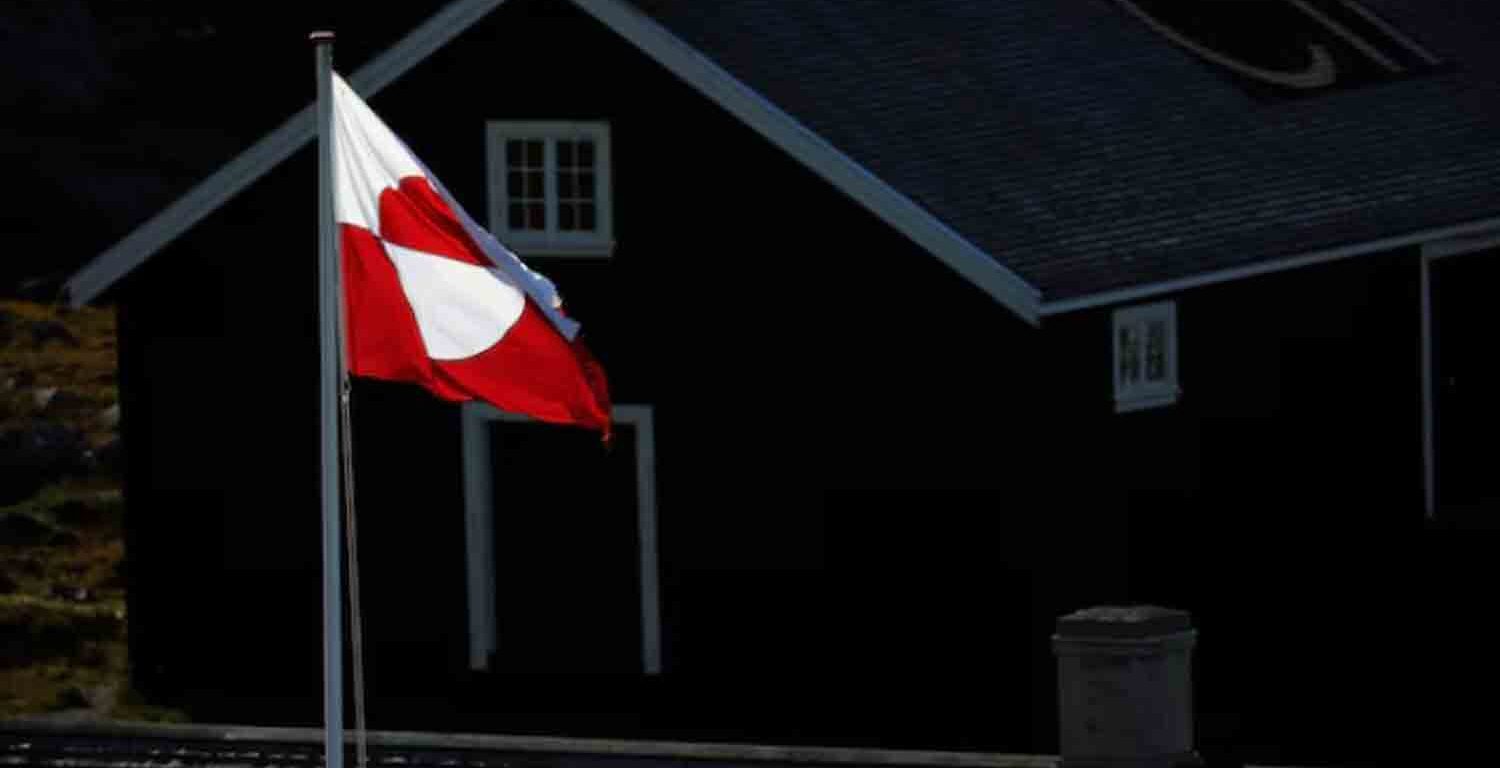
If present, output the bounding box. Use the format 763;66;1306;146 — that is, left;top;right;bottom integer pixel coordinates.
0;299;183;722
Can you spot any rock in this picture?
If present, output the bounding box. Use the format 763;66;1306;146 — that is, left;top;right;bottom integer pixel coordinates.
99;403;121;430
29;320;80;349
33;386;58;410
0;511;58;545
49;584;91;602
0;422;91;504
36;387;85;413
86;684;118;711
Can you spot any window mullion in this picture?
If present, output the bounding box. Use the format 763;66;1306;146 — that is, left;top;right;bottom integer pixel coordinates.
543;137;557;242
486;122;612;256
498;129;510;237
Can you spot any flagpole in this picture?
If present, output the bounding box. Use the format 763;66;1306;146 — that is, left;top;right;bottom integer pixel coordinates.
311;30;344;768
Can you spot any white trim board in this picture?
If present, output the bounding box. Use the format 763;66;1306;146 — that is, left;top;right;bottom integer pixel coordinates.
1040;215;1500;316
1418;229;1500;520
1420;252;1433;520
460;401;662;675
65;0;1498;325
485;121;616;258
64;0;1041;323
568;0;1040;323
64;0;510;306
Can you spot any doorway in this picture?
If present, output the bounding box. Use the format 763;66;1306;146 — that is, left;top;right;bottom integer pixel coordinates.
460;403;661;674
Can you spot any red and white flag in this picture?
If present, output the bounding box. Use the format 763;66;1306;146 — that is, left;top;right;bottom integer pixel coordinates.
331;74;611;435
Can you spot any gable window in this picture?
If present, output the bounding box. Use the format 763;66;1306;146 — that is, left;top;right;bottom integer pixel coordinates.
487;122;613;257
1113;301;1179;412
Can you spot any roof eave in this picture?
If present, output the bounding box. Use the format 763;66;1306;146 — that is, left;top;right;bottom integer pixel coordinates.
65;0;1042;324
1038;213;1500;316
65;0;512;307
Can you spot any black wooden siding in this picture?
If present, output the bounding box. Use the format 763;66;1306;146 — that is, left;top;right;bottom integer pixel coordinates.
110;2;1419;765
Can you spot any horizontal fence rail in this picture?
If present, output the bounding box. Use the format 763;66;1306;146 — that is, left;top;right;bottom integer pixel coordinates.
0;722;1057;768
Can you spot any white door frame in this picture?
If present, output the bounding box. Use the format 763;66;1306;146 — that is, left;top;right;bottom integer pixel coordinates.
1421;229;1500;519
460;402;662;673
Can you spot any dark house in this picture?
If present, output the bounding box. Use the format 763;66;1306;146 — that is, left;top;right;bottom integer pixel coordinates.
65;1;1497;766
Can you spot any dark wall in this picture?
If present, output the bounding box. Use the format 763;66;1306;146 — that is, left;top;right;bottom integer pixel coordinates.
114;0;1051;751
379;0;1060;750
1420;246;1500;763
1039;247;1420;766
112;0;1422;763
114;141;326;718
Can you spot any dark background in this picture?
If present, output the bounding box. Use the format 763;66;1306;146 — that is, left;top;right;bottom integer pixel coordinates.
1;0;446;295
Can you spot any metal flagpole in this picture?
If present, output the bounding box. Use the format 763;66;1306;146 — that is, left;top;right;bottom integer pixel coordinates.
311;29;344;768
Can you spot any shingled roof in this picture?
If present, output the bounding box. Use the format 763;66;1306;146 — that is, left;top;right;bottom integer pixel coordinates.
66;0;1500;319
632;0;1500;304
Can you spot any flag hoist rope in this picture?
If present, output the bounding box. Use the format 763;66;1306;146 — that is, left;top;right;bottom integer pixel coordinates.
341;368;369;768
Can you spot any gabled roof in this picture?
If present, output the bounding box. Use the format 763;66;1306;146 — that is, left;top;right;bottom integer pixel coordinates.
64;0;1039;323
66;0;1500;321
63;0;513;309
634;0;1500;307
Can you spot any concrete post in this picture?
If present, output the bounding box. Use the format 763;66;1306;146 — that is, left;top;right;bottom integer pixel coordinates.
1053;606;1200;768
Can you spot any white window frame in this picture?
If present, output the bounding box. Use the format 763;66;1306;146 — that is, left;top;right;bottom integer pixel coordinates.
1112;300;1180;413
460;402;661;674
485;121;614;258
1420;228;1500;520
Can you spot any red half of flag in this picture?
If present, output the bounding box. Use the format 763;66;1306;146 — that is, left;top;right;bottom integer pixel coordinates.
331;74;610;437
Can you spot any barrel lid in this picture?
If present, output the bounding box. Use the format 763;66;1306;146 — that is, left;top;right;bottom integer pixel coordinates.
1055;605;1192;638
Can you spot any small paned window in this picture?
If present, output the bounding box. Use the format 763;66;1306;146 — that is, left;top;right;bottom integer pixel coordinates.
488;122;613;257
1113;300;1179;412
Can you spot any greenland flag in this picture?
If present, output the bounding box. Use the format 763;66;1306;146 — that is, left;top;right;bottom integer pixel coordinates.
331;74;610;435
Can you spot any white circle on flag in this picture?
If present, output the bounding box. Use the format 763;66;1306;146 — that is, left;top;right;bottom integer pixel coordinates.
383;241;526;360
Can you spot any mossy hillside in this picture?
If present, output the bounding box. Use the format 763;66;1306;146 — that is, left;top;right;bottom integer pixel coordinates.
0;299;185;722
